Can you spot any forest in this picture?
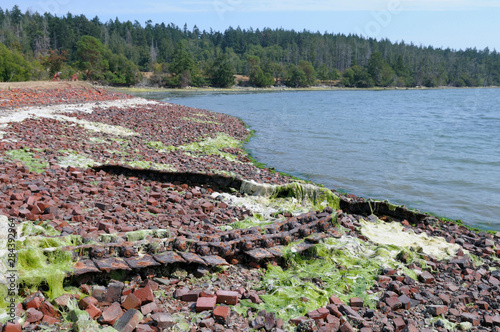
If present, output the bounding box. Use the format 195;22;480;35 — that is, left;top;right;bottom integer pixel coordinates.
1;5;499;88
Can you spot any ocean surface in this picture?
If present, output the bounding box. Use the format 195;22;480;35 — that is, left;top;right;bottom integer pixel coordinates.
129;88;500;231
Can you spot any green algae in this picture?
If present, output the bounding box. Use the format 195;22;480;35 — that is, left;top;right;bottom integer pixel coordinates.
57;149;99;168
5;148;49;173
224;214;275;230
126;229;170;242
239;235;425;323
146;140;175;152
271;182;340;211
17;248;74;300
181;117;222;125
21;221;60;237
120;160;176;172
178;132;242;161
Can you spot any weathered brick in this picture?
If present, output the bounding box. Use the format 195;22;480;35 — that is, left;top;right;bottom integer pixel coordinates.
113;309;143;332
134;286;154;305
196;296;217;312
86;303;102;320
122;293;141;310
213;305;231;322
99;302;124;325
216;290;239;305
25;308;43;323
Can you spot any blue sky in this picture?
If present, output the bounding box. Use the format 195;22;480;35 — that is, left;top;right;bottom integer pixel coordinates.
3;0;500;51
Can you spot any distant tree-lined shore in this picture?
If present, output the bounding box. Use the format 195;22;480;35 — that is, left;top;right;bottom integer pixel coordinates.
1;5;499;88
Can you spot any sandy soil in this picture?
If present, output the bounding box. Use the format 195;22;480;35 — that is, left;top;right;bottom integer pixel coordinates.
0;80;92;91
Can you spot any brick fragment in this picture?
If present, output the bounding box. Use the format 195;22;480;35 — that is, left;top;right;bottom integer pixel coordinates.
99;302;124;325
122;293;141;310
86;304;102;320
133;286;154;305
196;296;217;312
113;309;143;332
25;308;43;323
418;271;435;284
216;290;240;305
213;305;231;322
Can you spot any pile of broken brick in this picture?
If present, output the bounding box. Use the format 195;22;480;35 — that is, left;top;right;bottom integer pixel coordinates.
1;87;500;332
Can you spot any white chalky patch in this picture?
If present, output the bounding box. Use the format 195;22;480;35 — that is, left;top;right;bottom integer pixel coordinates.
360;219;461;260
0;98;160;140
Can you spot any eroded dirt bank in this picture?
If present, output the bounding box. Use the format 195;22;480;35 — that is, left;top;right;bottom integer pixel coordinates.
1;83;500;332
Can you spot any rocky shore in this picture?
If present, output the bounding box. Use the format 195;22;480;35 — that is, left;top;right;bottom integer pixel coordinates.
1;83;500;332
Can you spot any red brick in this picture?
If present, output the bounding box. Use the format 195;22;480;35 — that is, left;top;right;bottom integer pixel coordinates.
340;321;355;332
350;297;364;308
113;309;143;332
54;294;73;308
461;313;480;326
135;325;155;332
213;305;231;322
100;302;124;325
329;295;345;305
86;303;102;320
42;315;61;324
25;308;43;323
79;296;99;310
326;304;342;318
141;302;159;316
141;279;159;292
393;316;406;332
181;289;202;302
134;286;154;305
25;296;43;310
3;322;22;332
216;290;239;305
196;296;217;312
122;293;141;310
385;297;402;310
308;308;329;320
427;305;448;316
39;301;60;318
418;271;435;284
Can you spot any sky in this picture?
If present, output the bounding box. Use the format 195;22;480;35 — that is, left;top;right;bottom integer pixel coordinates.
3;0;500;51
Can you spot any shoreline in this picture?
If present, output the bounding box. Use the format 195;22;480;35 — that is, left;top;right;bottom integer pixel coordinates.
1;83;500;331
112;84;500;94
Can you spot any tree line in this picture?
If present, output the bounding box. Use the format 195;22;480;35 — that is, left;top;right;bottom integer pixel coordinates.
1;5;499;88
